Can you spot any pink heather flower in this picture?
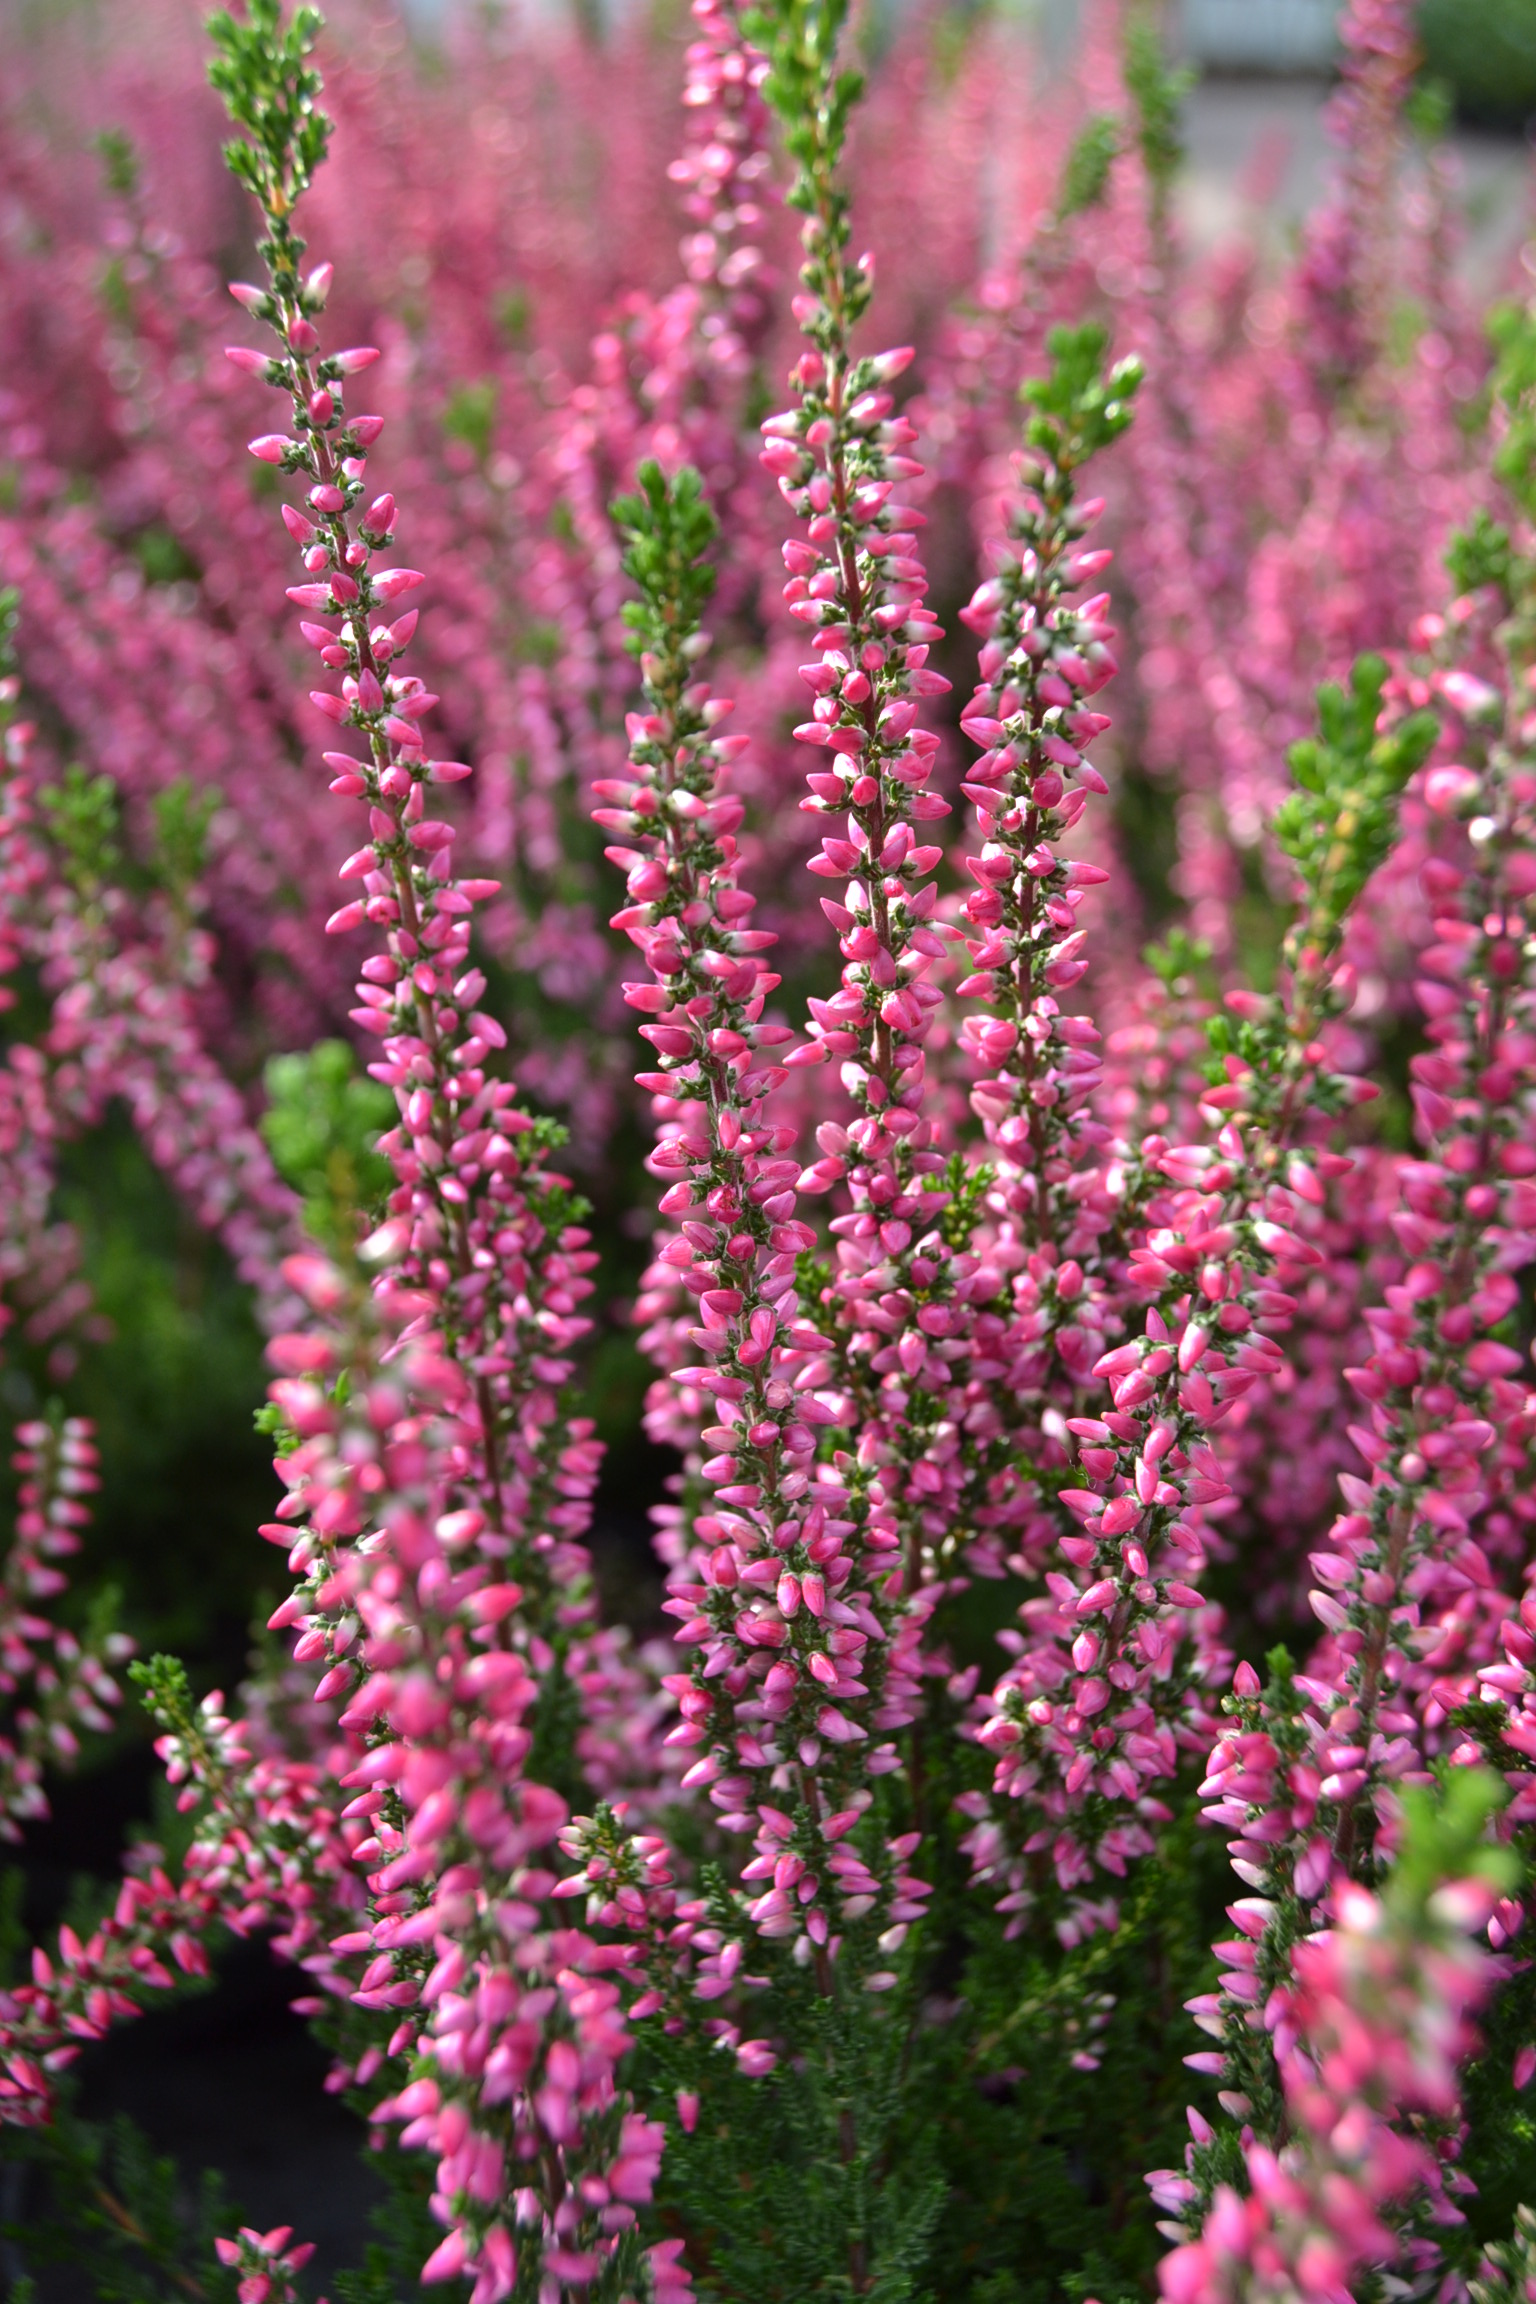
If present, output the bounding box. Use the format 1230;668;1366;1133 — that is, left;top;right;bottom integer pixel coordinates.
0;1856;220;2127
0;1418;129;1837
1157;1863;1500;2303
0;672;303;1350
600;461;931;1982
177;19;686;2295
952;345;1393;1931
214;2226;317;2304
2;2;1528;2295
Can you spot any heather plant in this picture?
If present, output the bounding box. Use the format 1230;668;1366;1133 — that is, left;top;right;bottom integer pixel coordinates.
4;2;1536;2302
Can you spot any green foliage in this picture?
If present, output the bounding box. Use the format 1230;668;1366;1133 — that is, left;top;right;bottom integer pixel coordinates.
1405;73;1455;144
1454;297;1536;671
151;778;218;901
0;1865;24;1988
132;526;202;590
1419;0;1536;129
333;2149;460;2304
207;0;331;311
742;0;869;342
936;1149;993;1252
0;2086;241;2304
1021;325;1143;474
1113;766;1188;939
96;127;141;200
1488;293;1536;524
0;2041;449;2304
1447;508;1516;601
926;1812;1226;2302
1379;1774;1533;2274
1388;1767;1519;1920
33;763;213;911
1054;116;1120;223
128;1650;195;1743
1274;653;1438;963
260;1037;395;1251
746;0;863;191
1198;662;1433;1114
37;763;123;898
613;459;719;663
14;1112;276;1680
494;287;530;345
625;1797;1228;2303
0;655;274;1691
1144;928;1214;992
1448;1866;1536;2259
1050;8;1191;236
1122;9;1192;196
1472;2207;1536;2304
442;379;498;465
207;0;329;221
639;1977;944;2302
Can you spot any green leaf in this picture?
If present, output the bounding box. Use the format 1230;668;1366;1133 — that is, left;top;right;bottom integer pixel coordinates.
261;1037;395;1250
1021;324;1143;471
1122;7;1194;191
1054;116;1120;222
1389;1768;1520;1920
1446;508;1515;600
442;378;498;465
37;763;123;896
95;128;141;201
1273;652;1437;959
611;459;719;663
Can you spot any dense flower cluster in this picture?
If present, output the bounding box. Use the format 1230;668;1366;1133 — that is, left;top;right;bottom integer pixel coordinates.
4;0;1536;2299
1160;1851;1508;2303
0;613;302;1357
0;1417;129;1836
0;1851;217;2126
